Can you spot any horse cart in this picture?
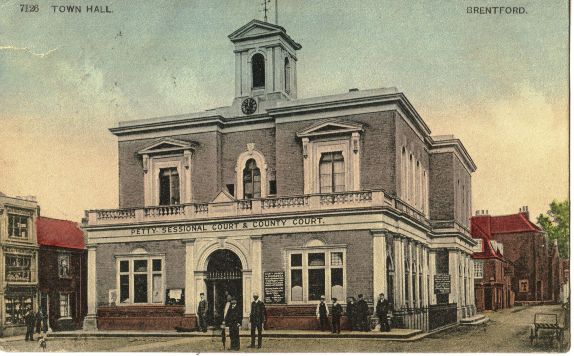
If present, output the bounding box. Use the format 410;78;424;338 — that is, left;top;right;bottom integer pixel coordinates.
529;313;565;351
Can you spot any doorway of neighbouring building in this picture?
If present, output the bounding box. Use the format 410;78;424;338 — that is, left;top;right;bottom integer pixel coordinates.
205;249;243;327
484;288;493;310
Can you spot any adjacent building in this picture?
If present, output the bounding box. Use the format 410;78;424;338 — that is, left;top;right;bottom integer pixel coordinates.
471;210;514;311
37;216;87;331
0;193;39;336
83;19;478;332
471;208;561;304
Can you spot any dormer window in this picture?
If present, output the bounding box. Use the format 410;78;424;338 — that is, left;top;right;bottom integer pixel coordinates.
252;53;265;88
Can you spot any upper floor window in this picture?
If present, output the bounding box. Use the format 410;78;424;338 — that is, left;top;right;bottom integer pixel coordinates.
252;53;265;88
473;260;484;279
284;57;291;93
6;255;31;282
159;168;180;205
319;152;345;193
8;214;28;238
243;159;261;199
58;254;70;278
138;138;196;207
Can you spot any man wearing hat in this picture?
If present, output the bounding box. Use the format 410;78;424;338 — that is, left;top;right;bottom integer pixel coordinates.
331;297;343;334
197;292;208;332
225;298;242;351
249;293;266;348
356;294;370;331
375;293;390;332
315;295;330;331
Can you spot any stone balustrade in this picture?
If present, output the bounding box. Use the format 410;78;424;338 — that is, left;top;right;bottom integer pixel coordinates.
85;190;429;226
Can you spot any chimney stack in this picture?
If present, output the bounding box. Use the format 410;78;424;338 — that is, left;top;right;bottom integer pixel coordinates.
519;205;529;220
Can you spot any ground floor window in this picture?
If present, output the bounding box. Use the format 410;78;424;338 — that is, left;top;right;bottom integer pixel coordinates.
117;254;164;304
287;247;346;303
5;296;33;325
59;293;71;318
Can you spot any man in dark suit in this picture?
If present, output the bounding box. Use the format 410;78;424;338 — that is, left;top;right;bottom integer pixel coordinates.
225;298;242;351
315;295;330;331
331;298;343;334
248;293;266;348
24;308;35;341
356;294;370;331
197;292;208;332
346;297;357;331
375;293;390;332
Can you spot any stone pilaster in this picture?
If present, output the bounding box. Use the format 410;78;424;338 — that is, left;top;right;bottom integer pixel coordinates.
83;245;98;330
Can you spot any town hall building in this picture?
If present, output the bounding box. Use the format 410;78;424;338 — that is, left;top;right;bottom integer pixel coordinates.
83;19;478;332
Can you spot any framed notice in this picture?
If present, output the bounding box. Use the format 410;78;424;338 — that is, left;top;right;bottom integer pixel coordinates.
434;274;451;294
264;271;285;304
519;280;529;293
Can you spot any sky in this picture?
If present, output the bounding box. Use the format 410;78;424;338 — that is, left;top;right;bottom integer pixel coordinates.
0;0;569;223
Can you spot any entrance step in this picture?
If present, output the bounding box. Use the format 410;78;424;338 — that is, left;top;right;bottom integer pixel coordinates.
460;314;489;325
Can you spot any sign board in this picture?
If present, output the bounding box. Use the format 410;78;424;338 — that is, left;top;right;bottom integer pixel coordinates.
434;274;451;294
519;279;529;293
264;271;285;304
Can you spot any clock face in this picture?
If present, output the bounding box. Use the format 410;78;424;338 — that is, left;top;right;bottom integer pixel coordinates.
241;98;257;115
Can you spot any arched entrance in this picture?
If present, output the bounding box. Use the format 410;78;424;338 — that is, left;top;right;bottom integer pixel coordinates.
205;249;243;327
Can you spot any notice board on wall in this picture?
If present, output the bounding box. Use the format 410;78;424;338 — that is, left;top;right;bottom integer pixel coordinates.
264;271;285;304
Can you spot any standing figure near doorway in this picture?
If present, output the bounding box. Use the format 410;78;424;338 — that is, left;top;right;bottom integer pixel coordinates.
316;296;330;331
225;298;242;351
197;293;208;332
249;293;266;348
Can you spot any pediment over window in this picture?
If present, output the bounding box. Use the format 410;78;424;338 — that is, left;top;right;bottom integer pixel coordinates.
296;120;364;138
137;138;199;156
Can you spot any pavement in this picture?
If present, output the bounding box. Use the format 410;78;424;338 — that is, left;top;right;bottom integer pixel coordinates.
0;304;569;352
49;326;423;341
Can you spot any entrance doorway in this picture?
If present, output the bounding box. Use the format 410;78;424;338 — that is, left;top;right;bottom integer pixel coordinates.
205;249;243;327
484;288;493;310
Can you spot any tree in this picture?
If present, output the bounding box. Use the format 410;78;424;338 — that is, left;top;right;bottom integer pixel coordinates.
537;200;570;258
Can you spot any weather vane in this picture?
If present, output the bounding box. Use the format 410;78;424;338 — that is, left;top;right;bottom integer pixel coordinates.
260;0;278;24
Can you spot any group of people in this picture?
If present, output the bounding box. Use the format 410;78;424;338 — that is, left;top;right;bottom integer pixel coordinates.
23;307;49;342
318;293;391;333
197;292;266;351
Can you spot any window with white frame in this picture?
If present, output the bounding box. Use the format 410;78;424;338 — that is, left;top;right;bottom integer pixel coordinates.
297;121;362;195
159;167;180;205
117;254;164;304
59;293;71;318
473;260;483;279
58;253;71;278
319;152;345;193
8;214;29;238
287;247;346;303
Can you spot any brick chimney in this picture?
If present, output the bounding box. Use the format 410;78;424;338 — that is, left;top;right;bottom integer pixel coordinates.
519;206;529;220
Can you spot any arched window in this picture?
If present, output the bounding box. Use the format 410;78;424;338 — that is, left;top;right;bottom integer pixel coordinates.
284;57;291;93
319;152;345;193
252;53;265;88
243;159;261;199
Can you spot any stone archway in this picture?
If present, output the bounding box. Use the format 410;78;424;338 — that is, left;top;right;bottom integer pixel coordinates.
205;249;243;326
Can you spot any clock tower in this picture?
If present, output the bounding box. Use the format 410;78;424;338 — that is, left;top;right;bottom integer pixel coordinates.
228;19;301;114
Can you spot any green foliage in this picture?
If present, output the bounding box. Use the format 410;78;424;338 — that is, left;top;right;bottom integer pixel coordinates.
537;200;570;258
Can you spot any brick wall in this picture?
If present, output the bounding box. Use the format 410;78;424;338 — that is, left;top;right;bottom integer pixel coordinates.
261;229;374;301
395;111;430;200
221;128;276;195
95;240;186;305
429;153;454;221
